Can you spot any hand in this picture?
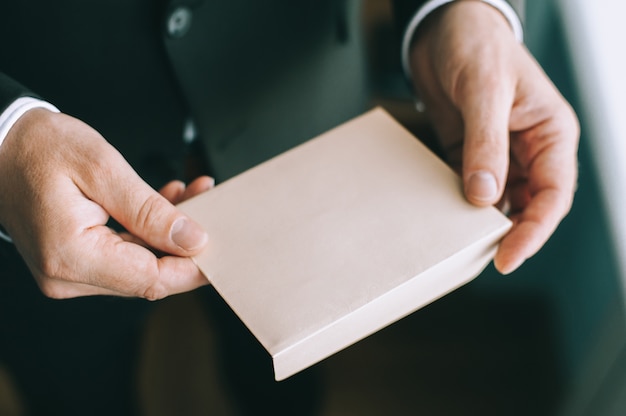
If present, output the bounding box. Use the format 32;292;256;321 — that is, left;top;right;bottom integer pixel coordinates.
408;1;579;274
0;108;213;299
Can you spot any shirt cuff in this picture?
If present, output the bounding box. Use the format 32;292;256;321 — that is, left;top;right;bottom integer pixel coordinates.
0;97;60;148
401;0;524;81
0;97;60;243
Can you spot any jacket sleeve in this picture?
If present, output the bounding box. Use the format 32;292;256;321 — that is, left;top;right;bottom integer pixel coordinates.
0;72;37;114
392;0;430;34
392;0;525;36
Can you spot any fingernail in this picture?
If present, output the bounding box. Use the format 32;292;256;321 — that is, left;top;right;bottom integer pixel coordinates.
171;217;208;251
467;171;498;203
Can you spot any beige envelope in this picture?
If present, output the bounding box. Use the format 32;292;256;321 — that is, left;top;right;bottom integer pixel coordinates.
178;108;512;381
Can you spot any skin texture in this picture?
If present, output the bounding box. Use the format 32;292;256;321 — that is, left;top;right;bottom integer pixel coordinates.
0;109;213;299
409;1;579;274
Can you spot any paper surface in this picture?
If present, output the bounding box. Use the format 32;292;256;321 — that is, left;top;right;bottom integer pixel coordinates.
178;108;512;380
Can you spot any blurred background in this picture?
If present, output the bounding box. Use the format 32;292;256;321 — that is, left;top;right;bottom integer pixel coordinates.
1;0;625;415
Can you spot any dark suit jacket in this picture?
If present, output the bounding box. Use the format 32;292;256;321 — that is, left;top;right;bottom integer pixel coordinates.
0;0;522;184
2;1;476;183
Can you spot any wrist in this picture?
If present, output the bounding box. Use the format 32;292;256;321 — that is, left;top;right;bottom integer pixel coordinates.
407;0;521;93
0;105;62;243
402;0;523;81
0;97;60;148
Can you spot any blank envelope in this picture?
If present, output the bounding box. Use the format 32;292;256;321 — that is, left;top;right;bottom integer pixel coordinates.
178;108;512;381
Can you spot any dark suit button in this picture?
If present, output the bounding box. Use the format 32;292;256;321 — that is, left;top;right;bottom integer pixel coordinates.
167;6;193;38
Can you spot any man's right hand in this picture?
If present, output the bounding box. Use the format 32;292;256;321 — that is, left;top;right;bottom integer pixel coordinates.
0;108;212;299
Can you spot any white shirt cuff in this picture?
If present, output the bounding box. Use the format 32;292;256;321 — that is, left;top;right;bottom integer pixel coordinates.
401;0;524;81
0;97;60;243
0;97;60;148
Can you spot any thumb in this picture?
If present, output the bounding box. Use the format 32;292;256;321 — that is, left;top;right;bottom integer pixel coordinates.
458;77;513;207
119;187;207;255
81;153;208;256
120;186;208;255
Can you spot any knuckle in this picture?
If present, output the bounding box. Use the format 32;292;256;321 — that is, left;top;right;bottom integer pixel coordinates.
564;106;581;143
136;263;169;301
453;61;503;100
37;279;70;300
141;281;168;301
34;252;65;283
135;193;170;235
563;188;576;214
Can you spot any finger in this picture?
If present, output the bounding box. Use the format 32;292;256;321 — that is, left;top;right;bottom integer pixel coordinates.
121;176;215;248
181;176;215;201
41;251;209;299
494;187;571;274
457;73;514;207
71;225;209;299
36;276;128;299
158;176;214;205
494;137;577;273
159;180;186;204
42;210;210;299
501;161;529;215
78;152;208;256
